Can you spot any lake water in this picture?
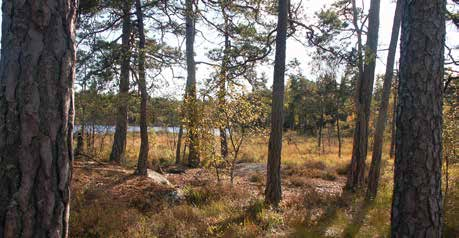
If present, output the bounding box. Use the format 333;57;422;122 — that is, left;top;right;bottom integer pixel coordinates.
74;125;221;135
74;125;182;134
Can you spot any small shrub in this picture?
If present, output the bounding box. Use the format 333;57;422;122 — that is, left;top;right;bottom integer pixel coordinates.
304;160;327;170
151;205;207;237
239;152;259;163
70;197;143;238
183;185;225;207
243;199;284;231
336;163;350;175
321;171;337;181
183;186;211;206
159;157;175;167
223;222;261;238
290;176;307;187
303;189;325;208
246;199;265;220
283;164;302;176
258;209;284;230
249;173;264;183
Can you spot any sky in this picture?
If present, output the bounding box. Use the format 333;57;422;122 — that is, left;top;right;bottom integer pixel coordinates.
0;0;457;98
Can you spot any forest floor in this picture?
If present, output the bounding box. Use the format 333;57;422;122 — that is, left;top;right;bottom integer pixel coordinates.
70;133;459;237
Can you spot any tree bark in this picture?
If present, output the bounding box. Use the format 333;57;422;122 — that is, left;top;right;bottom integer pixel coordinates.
0;0;78;237
175;125;184;164
347;0;381;191
185;0;200;167
110;0;132;164
366;0;402;200
265;0;288;207
134;0;149;176
389;78;397;158
390;0;445;236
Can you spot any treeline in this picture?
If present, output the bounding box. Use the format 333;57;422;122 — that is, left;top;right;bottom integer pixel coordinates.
75;91;181;128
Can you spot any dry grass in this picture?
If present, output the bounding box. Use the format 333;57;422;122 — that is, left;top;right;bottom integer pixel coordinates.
71;131;459;238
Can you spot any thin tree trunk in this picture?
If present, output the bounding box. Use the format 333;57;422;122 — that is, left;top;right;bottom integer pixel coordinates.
77;94;86;156
337;116;342;158
218;2;230;159
351;0;364;80
347;0;381;191
110;0;132;164
318;124;322;149
176;125;184;164
389;79;397;158
185;0;200;167
265;0;288;207
91;122;95;153
76;130;84;156
390;0;445;236
366;0;402;200
135;0;149;176
0;0;78;236
182;142;188;162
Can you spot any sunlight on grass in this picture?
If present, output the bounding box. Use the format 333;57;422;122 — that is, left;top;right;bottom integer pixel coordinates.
72;132;458;238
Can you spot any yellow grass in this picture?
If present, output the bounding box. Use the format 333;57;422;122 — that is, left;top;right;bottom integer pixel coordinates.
72;131;459;238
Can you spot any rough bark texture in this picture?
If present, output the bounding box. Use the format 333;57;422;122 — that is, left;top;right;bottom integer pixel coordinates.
347;0;381;190
265;0;288;207
0;0;78;237
110;0;132;164
134;0;149;176
366;0;402;200
390;0;445;237
185;0;200;167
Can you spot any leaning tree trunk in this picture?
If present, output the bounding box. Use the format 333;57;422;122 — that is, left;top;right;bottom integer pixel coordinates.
390;0;445;236
265;0;288;207
110;0;132;164
347;0;381;191
366;0;402;200
0;0;78;237
184;0;200;167
134;0;150;176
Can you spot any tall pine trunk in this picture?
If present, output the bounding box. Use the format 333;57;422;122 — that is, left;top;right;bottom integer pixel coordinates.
110;1;132;164
0;0;78;236
390;0;445;236
347;0;381;190
185;0;200;167
366;0;402;199
265;0;288;207
134;0;150;176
